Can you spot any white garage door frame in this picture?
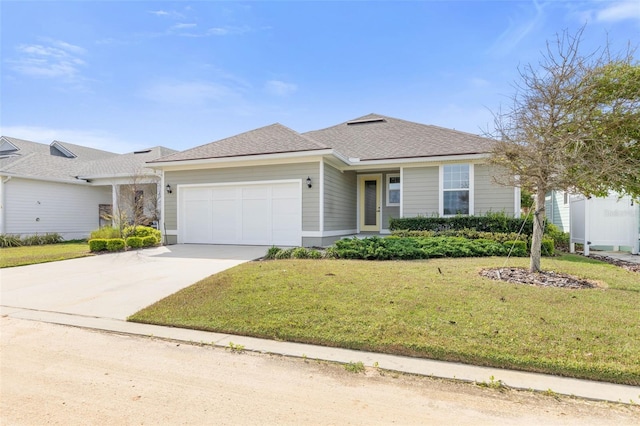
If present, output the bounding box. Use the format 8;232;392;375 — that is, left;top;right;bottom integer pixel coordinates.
177;179;302;246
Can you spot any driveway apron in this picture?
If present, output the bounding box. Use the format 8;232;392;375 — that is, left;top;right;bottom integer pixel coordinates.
0;245;265;320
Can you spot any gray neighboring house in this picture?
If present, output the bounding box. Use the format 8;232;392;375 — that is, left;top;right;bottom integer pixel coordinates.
149;114;520;247
0;136;175;239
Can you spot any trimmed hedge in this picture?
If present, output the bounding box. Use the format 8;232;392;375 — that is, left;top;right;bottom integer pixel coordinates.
389;213;534;235
504;240;528;257
142;236;158;247
126;236;144;249
123;225;161;243
331;236;527;260
89;239;108;252
106;239;126;252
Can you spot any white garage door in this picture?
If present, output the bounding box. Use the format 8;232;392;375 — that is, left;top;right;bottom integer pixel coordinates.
179;181;301;246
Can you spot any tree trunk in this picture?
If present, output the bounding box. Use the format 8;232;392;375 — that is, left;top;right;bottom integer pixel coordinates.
530;190;547;273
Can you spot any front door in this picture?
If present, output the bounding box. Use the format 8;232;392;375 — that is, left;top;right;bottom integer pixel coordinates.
359;175;381;232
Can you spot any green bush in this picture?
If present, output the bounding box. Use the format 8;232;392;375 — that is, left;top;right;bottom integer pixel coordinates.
106;239;126;252
123;225;161;243
20;233;63;246
308;249;323;259
0;234;22;248
544;223;569;252
126;236;144;249
291;247;309;259
275;248;294;259
89;239;108;252
331;236;510;260
142;236;158;247
542;239;555;256
265;246;282;259
392;228;523;244
504;240;528;257
389;212;534;235
90;227;121;240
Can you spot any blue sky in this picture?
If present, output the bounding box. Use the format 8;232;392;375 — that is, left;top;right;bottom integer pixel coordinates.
1;1;639;153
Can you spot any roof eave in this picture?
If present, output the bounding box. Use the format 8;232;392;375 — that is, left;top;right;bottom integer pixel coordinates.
146;149;336;169
343;152;490;168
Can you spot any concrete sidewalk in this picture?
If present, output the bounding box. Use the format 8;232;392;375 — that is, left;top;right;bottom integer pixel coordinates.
3;306;638;406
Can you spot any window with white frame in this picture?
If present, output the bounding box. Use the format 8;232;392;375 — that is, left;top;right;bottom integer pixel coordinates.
442;164;471;215
387;174;400;206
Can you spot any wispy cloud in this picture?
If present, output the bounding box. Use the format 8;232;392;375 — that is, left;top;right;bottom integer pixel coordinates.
139;80;242;106
489;0;546;56
171;23;197;31
265;80;298;97
596;1;640;22
7;39;87;79
0;125;138;153
149;9;184;19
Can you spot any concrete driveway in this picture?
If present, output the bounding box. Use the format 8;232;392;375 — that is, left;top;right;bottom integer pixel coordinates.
0;245;266;320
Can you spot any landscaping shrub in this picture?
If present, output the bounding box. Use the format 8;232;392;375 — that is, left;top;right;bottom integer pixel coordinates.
106;238;126;252
89;239;108;252
331;236;511;260
0;234;22;248
291;247;309;259
544;223;569;252
392;228;523;244
265;246;282;259
126;236;144;249
307;249;323;259
141;236;158;247
389;212;534;235
90;227;121;240
542;239;555;256
275;248;294;259
123;225;161;243
504;240;528;257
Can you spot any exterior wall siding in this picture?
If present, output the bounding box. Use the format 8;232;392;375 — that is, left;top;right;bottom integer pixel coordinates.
4;177;112;239
380;172;400;229
402;166;439;217
474;164;515;216
323;164;356;231
164;162;320;232
545;190;570;232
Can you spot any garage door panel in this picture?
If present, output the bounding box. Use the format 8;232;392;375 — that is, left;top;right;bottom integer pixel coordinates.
183;199;212;244
181;182;301;246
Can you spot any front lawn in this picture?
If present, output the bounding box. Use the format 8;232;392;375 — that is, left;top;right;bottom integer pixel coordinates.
0;242;92;268
129;254;640;385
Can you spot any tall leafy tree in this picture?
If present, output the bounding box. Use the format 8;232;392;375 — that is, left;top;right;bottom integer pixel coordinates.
489;28;639;272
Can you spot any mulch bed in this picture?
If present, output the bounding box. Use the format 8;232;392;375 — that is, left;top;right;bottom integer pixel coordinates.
481;252;639;289
480;267;599;289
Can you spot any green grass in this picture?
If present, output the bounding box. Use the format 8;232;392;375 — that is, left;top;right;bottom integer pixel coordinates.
0;242;92;268
129;254;640;385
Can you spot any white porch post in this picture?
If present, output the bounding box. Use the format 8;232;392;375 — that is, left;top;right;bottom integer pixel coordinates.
584;197;590;257
112;183;119;229
159;171;165;236
0;176;5;234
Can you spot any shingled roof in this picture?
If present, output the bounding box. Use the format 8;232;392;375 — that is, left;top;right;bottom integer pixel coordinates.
149;123;328;163
150;114;494;165
303;114;494;161
0;136;174;182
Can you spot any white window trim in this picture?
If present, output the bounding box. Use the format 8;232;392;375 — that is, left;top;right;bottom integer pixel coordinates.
439;164;474;217
386;173;400;207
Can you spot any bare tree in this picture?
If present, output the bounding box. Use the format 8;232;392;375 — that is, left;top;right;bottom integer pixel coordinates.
489;27;639;272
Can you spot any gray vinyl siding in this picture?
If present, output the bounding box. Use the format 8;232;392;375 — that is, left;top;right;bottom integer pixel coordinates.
381;172;400;229
545;190;570;232
474;164;515;216
402;166;439;217
164;162;320;232
323;163;356;231
4;177;112;239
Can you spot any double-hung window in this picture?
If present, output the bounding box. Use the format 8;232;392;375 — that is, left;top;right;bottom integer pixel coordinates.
387;174;400;206
441;164;472;215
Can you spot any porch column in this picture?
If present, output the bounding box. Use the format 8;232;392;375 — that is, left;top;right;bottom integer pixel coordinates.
112;183;119;229
0;176;6;234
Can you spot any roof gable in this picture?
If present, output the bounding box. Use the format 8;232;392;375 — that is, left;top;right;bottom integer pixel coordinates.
151;123;328;163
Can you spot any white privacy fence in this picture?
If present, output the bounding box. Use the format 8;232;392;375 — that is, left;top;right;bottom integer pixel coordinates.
570;194;639;256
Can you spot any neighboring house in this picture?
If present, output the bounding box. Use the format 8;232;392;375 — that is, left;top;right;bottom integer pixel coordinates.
0;136;175;239
570;193;640;255
545;190;570;232
149;114;520;247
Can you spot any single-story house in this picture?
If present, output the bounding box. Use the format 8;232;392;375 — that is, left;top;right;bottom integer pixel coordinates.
545;190;570;233
0;136;175;240
149;114;520;247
